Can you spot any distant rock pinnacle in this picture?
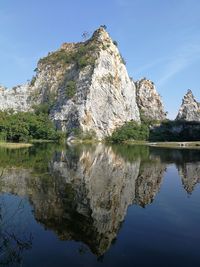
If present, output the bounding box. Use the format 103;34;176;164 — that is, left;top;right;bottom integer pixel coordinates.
176;89;200;121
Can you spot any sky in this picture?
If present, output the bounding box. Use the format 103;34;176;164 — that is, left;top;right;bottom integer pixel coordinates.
0;0;200;119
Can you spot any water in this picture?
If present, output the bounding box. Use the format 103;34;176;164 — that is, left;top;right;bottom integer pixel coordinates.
0;144;200;267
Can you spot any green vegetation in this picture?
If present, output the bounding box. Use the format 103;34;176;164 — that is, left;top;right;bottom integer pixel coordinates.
30;76;36;86
70;128;97;142
149;120;200;142
0;143;59;171
39;43;97;69
0;110;63;142
108;117;200;144
139;111;161;126
112;144;150;162
113;40;118;46
65;80;76;98
31;89;57;115
100;25;107;30
108;121;149;143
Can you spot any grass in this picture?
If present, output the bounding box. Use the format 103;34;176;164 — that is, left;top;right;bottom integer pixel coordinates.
30;139;55;143
0;142;33;149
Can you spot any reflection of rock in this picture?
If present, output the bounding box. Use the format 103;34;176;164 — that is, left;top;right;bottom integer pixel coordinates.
0;145;140;255
178;162;200;194
0;144;167;256
49;145;141;255
135;159;166;207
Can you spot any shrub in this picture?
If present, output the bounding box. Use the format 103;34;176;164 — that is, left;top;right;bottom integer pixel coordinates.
30;76;36;86
39;43;97;70
65;81;76;98
0;111;59;142
109;121;149;143
69;128;96;140
33;103;50;115
77;56;89;68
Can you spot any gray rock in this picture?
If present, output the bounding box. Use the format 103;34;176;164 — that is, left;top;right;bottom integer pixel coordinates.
176;89;200;121
135;78;167;121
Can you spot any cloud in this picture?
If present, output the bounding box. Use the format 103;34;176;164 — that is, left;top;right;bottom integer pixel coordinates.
132;57;167;78
157;42;200;87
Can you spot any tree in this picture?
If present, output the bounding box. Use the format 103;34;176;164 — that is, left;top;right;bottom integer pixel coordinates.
100;25;107;30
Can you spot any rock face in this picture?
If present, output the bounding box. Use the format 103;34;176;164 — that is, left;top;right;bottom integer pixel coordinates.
135;78;166;121
176;90;200;121
0;84;33;112
0;27;140;139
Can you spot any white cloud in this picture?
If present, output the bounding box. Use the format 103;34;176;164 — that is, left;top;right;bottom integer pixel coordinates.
157;43;200;87
132;57;167;78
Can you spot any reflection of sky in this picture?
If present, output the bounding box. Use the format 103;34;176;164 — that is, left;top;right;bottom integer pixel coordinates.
1;0;200;119
1;162;200;266
0;149;200;266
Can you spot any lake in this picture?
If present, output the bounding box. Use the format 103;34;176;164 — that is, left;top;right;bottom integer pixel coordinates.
0;144;200;267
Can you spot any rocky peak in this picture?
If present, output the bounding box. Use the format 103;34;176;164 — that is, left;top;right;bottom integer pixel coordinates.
0;27;140;139
135;78;167;121
91;27;111;43
0;85;6;92
176;89;200;121
181;89;197;105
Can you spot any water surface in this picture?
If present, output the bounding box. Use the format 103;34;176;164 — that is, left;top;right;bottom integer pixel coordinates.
0;144;200;267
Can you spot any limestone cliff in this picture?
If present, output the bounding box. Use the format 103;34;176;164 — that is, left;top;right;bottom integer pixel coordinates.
135;78;167;121
0;27;140;139
176;89;200;121
0;84;33;112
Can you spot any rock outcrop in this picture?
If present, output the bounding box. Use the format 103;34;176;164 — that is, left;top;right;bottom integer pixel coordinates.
176;90;200;121
135;78;166;121
0;84;33;112
0;27;140;139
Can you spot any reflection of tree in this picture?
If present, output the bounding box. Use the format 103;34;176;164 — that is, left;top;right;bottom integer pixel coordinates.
0;193;32;266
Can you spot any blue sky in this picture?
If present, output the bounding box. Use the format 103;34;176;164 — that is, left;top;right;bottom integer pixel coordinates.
0;0;200;118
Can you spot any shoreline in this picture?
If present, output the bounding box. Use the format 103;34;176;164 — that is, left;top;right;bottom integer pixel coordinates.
0;142;33;149
1;140;200;149
123;140;200;149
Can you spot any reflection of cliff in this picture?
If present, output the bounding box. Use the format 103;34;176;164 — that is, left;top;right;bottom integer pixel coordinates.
150;147;200;195
0;144;166;256
48;145;141;255
135;160;166;207
178;162;200;194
